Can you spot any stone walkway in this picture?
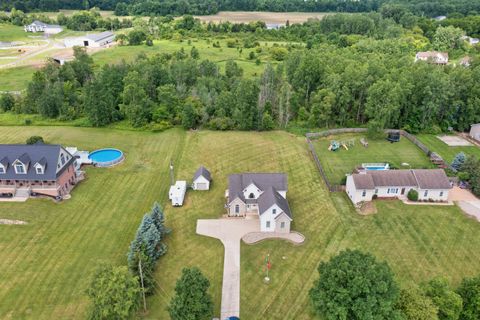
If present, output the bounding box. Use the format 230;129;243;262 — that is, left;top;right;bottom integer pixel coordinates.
196;218;305;319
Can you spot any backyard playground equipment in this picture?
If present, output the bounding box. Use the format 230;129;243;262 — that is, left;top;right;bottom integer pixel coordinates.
328;141;340;151
329;139;355;151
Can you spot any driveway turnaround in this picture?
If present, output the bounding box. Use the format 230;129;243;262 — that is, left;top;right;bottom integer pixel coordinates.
196;219;259;319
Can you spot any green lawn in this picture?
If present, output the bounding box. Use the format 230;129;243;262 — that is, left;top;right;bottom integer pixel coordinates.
92;38;285;77
312;133;435;185
417;134;480;163
0;127;479;319
0;66;38;92
0;24;31;42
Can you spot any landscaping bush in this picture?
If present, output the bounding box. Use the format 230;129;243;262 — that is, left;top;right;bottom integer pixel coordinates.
407;189;419;201
26;136;44;144
451;152;466;172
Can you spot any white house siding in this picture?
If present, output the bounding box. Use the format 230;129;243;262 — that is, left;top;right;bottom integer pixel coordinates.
260;204;292;232
375;186;412;199
228;197;246;216
346;175;375;204
471;125;480;141
275;214;291;233
193;176;210;190
417;189;449;201
243;183;262;200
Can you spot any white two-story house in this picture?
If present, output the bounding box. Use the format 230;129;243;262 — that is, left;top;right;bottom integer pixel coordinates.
346;169;452;205
226;173;292;233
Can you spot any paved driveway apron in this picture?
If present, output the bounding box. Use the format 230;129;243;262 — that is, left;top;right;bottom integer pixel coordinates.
196;219;259;319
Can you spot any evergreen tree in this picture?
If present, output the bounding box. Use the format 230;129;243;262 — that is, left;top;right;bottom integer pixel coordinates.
451;152;466;172
151;202;171;235
168;267;213;320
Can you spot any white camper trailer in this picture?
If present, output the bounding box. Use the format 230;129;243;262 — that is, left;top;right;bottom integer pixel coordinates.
169;181;187;206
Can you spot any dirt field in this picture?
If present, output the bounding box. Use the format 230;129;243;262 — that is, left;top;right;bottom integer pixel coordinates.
437;135;473;146
194;11;328;24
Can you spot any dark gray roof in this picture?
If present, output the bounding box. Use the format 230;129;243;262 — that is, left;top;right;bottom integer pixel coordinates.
351;169;451;190
228;173;287;202
352;174;375;189
0;157;8;167
37;157;47;167
30;20;60;28
412;169;451;189
258;187;292;219
193;166;211;182
86;31;115;42
0;144;74;181
17;153;31;165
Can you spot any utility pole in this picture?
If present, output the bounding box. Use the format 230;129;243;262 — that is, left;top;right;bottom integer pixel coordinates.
169;159;174;186
138;259;147;313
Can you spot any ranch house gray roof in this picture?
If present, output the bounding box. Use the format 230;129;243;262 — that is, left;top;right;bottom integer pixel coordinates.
0;144;75;181
351;169;451;190
258;187;292;219
228;173;287;203
86;31;114;42
193;166;211;182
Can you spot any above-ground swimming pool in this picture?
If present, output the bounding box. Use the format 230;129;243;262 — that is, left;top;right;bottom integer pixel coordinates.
88;148;124;167
362;163;389;171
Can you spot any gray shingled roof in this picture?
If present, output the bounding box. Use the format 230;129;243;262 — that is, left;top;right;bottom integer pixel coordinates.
412;169;451;189
0;144;74;181
258;187;292;219
351;169;451;190
228;173;287;202
86;31;115;42
193;166;211;182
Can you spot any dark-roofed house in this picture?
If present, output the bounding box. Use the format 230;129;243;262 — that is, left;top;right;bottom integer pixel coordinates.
24;20;63;34
226;173;292;233
192;166;211;190
346;169;452;205
0;144;78;199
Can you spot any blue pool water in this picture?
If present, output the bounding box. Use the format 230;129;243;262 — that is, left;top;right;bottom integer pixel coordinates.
365;167;387;171
88;149;123;166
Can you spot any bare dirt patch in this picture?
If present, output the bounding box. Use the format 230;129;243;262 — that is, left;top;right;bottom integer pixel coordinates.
194;11;328;24
357;201;377;215
437;135;473;146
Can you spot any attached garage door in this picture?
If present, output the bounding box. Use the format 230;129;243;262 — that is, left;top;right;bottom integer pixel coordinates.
196;183;207;190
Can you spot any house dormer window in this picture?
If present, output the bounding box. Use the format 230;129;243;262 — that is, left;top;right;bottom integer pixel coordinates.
36;166;44;174
272;208;277;214
0;166;4;174
249;193;255;199
15;163;26;174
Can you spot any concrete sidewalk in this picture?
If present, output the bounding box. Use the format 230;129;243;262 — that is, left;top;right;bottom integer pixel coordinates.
196;219;259;319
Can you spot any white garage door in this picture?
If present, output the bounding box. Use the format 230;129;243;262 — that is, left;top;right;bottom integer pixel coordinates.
196;183;207;190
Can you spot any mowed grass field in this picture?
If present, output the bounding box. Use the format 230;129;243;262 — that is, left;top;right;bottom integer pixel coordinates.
0;24;32;42
417;134;480;163
0;127;480;319
312;133;435;185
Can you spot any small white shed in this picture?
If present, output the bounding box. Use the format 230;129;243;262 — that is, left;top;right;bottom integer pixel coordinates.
470;124;480;142
169;181;187;206
192;166;211;191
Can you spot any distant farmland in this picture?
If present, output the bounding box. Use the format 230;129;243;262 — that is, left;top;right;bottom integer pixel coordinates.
194;11;329;24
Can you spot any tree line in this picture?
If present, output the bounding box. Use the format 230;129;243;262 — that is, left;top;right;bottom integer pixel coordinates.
2;0;480;17
310;249;480;320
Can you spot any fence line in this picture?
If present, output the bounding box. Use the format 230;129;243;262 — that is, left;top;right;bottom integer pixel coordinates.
306;128;433;193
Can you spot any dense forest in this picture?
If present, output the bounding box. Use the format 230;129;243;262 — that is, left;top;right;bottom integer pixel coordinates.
2;0;480;17
2;13;479;135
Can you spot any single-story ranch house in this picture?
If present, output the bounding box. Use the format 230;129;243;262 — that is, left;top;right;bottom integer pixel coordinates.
346;169;452;205
226;173;292;233
0;144;78;199
24;20;63;34
192;166;211;190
